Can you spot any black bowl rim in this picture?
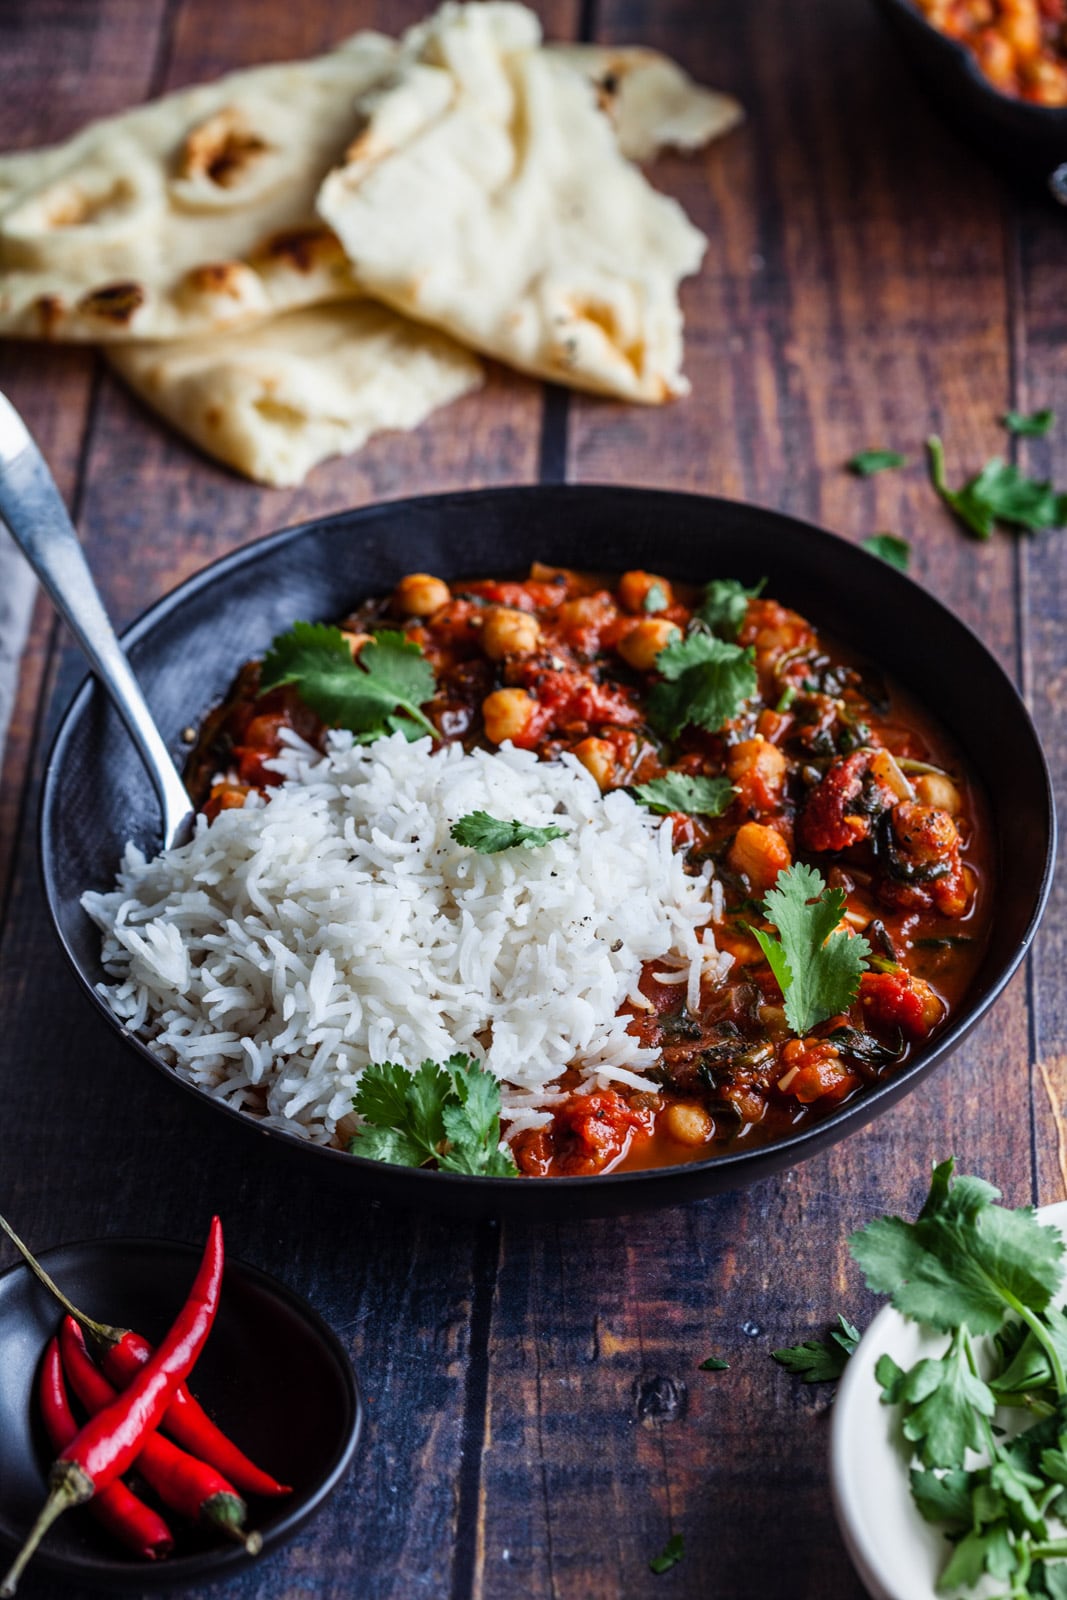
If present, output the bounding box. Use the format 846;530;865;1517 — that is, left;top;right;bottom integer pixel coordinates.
876;0;1067;126
39;483;1057;1201
0;1234;362;1587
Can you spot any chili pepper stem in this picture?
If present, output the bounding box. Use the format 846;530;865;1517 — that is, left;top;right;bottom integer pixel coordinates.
203;1493;262;1556
0;1213;122;1351
0;1463;93;1598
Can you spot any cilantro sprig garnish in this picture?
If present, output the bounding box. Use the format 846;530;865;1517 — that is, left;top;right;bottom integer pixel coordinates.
1004;407;1055;438
844;1159;1067;1597
631;773;736;818
848;449;907;476
927;435;1067;540
647;631;758;739
771;1314;860;1383
862;533;911;571
751;863;871;1036
696;577;765;640
349;1054;518;1176
259;622;437;742
450;812;569;853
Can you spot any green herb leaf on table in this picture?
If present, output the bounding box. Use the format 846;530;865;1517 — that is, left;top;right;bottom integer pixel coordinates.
699;1355;730;1372
349;1055;518;1177
1004;408;1056;437
752;863;871;1036
450;812;569;853
862;533;911;571
643;581;669;614
772;1314;860;1383
259;622;437;742
648;631;758;739
632;774;736;818
927;435;1067;540
848;449;907;476
695;577;766;640
649;1534;685;1575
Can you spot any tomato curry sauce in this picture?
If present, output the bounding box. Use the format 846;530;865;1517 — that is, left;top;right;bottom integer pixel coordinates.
187;564;992;1180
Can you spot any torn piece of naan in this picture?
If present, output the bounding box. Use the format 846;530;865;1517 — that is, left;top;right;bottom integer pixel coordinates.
548;45;743;164
107;303;483;486
317;3;708;404
0;34;398;342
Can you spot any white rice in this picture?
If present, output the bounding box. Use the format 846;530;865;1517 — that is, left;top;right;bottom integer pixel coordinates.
82;730;727;1147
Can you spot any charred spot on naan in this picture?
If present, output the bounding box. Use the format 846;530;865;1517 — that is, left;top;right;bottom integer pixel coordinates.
76;281;146;324
253;226;347;275
176;106;271;190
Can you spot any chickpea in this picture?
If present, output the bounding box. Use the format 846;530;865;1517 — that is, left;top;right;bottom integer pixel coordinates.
617;570;674;615
728;821;792;894
394;573;450;617
572;736;617;791
663;1101;713;1147
618;617;681;673
913;772;962;815
482;606;541;661
726;737;787;812
482;688;534;746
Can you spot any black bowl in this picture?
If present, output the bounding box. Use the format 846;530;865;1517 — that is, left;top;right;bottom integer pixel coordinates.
40;486;1055;1218
0;1237;361;1590
872;0;1067;190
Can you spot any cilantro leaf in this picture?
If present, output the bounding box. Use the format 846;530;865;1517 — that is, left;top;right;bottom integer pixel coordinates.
631;774;736;818
698;1356;730;1372
349;1056;518;1176
889;1332;996;1469
909;1466;975;1528
848;449;907;476
752;863;870;1036
450;812;569;853
648;631;758;739
993;1307;1067;1400
862;533;911;571
643;582;669;614
260;622;437;741
695;577;766;640
649;1534;684;1575
772;1314;860;1382
938;1521;1015;1592
927;435;1067;540
1004;408;1055;437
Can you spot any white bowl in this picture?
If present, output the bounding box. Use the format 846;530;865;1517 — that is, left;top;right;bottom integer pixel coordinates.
829;1198;1067;1600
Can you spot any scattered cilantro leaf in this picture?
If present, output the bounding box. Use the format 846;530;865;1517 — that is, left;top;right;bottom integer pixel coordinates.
699;1356;730;1372
449;812;569;853
349;1055;518;1176
752;863;871;1036
643;582;669;613
260;622;437;742
1004;408;1055;437
772;1313;860;1382
862;533;911;571
927;435;1067;540
696;577;766;640
648;631;758;739
848;449;906;476
649;1534;684;1575
632;774;736;818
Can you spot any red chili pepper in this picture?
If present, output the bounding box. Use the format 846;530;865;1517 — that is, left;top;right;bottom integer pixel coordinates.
0;1212;289;1498
38;1339;174;1563
60;1319;261;1553
0;1217;225;1598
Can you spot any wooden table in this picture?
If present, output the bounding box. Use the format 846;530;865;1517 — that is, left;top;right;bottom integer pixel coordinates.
1;2;1064;1596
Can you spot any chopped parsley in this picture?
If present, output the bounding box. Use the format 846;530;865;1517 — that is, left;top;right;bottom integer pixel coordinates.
752;863;871;1036
648;631;758;739
643;581;669;614
698;1355;730;1372
450;812;569;853
695;577;765;641
848;449;907;476
1003;407;1055;437
349;1055;518;1176
259;622;437;741
927;435;1067;540
862;533;911;571
631;773;736;818
649;1534;685;1575
771;1314;860;1383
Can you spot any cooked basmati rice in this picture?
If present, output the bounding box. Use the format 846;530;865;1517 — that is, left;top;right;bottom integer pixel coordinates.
82;730;727;1146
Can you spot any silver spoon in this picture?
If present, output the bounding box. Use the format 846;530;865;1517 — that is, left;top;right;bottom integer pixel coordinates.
0;390;194;848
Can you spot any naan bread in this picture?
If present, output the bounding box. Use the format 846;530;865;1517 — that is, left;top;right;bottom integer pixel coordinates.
0;34;398;342
548;45;743;163
107;303;483;486
317;4;708;403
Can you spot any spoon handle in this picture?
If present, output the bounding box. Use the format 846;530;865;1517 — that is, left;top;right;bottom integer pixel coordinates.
0;391;193;849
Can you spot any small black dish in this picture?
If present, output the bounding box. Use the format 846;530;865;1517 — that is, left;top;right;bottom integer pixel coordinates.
872;0;1067;192
0;1238;361;1590
39;485;1055;1218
